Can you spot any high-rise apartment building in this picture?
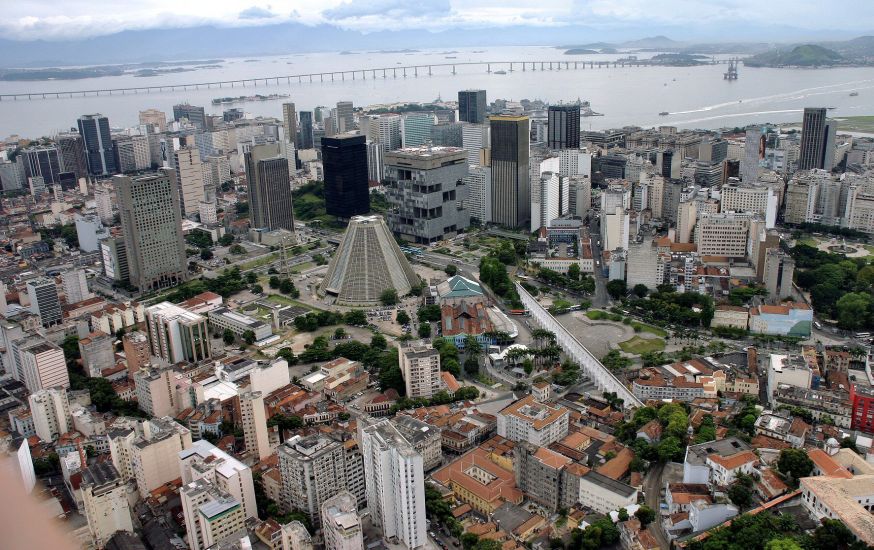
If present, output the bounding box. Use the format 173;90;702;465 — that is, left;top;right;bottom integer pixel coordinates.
81;463;134;548
298;111;315;149
179;439;258;520
144;302;211;364
114;169;188;291
26;277;61;327
244;143;295;231
28;387;71;442
174;147;205;217
21;146;63;185
78;114;117;176
180;479;247;550
530;172;568;232
122;331;150;375
462;123;490;166
721;180;778;228
547;105;581;150
128;417;192;497
139;108;168;132
384;146;470;243
458;90;487;124
336;101;354;133
490;115;530;228
322;134;370;219
12;336;69;393
282;102;298;145
173;103;206;129
320;492;364;550
279;434;353;524
430;122;464;147
61;268;91;304
399;343;441;399
741;126;766;183
360;420;427;549
497;394;569;446
134;367;179;418
114;135;152;173
239;391;271;461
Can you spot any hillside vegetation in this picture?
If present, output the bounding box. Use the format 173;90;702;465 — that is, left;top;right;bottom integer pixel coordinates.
745;44;843;67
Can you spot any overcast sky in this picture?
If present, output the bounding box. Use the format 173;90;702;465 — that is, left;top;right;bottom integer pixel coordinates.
3;0;874;41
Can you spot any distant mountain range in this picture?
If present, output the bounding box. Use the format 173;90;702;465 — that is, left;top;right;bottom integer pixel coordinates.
745;44;844;67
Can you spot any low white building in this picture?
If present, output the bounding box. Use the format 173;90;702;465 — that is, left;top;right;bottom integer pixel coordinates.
577;471;638;515
207;307;273;342
497;394;569;447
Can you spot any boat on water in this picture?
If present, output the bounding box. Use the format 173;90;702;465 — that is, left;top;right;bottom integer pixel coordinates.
827;106;836;110
659;111;669;116
493;70;507;75
445;56;457;59
850;92;859;96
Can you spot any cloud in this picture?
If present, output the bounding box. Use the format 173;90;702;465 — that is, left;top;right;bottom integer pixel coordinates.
238;5;277;19
323;0;451;20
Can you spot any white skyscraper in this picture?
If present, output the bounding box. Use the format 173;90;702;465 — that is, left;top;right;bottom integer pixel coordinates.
463;165;492;223
360;420;427;550
462;124;490;166
559;148;592;177
179;439;259;520
239;391;271;461
741;126;765;183
321;491;365;550
174;147;205;217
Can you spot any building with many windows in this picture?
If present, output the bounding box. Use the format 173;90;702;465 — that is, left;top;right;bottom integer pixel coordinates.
80;463;134;548
78;114;117;176
179;439;258;520
278;434;353;524
490;115;530;228
144;302;211;364
497;395;569;446
547;105;580;150
399;343;442;399
26;277;61;328
28;387;71;442
320;491;364;550
181;478;247;550
245;143;295;232
322;134;370;219
458;90;487;124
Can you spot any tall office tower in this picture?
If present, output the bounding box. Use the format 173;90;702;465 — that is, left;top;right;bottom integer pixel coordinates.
530;172;567;232
742;126;766;183
569;176;592;218
336;101;354;133
799;107;831;170
322;134;370;219
366;141;384;184
695;213;751;258
458;90;487;124
80;463;134;548
28;387;71;442
134;367;179;417
21;146;62;185
399;342;441;399
199;183;218;225
431;122;464;147
360;420;427;549
763;249;795;301
239;391;271;461
173;103;206;129
122;331;150;375
282;102;298;145
559;149;592;177
298;111;315;149
27;277;61;327
278;434;352;524
61;268;91;304
179;440;258;520
181;479;247;550
114;136;147;173
144;302;211;364
244;143;295;231
139;108;168;132
371;115;402;152
656;149;681;179
57;133;88;180
78;114;117;176
115;169;188;291
402;113;436;147
99;235;129;284
462;123;490;166
601;206;630;252
384;146;470;243
547;105;581;150
173;147;205;217
490;115;531;228
320;492;364;550
464;165;492;223
14;336;69;393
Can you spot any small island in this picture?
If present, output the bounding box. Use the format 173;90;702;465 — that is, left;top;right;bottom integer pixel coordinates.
212;93;290;105
745;44;845;67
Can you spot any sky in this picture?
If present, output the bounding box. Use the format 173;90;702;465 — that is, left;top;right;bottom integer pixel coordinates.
3;0;874;42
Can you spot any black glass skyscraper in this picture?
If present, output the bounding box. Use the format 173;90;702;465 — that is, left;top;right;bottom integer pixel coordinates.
299;111;314;149
490;115;530;228
322;134;370;219
77;114;117;176
799;107;835;170
458;90;487;124
547;105;580;150
172;103;206;129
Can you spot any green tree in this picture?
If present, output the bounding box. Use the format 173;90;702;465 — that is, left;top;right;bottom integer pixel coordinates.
370;333;388;350
380;288;399;305
279;278;298;296
223;329;235;345
617;508;629;521
269;276;281;289
728;482;753;509
567;263;581;281
764;538;802;550
812;519;858;549
606;279;627;300
777;448;814;484
445;263;458;276
442;358;460;377
276;347;297;365
634;505;656;526
657;436;683;462
464;355;480;375
242;330;256;345
835;292;872;329
200;248;213;260
219;234;235;246
633;283;649;298
396;310;411;325
334;327;346;339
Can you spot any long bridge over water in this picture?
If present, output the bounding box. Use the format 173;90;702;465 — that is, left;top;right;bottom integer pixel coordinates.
0;58;737;101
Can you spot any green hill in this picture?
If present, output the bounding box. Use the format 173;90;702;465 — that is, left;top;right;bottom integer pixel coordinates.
745;44;843;67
